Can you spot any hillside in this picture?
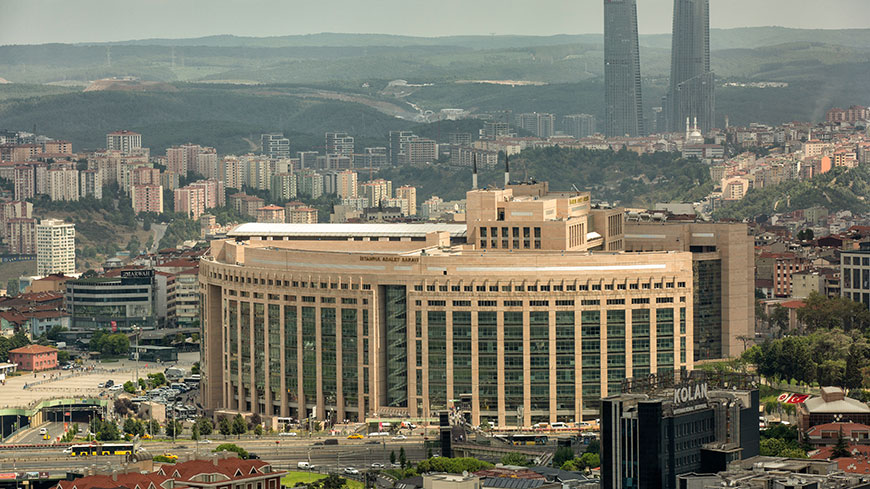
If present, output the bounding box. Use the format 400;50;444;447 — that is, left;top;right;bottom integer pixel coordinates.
377;147;711;206
0;87;413;153
713;166;870;221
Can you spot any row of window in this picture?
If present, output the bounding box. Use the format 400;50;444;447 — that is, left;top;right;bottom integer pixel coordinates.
422;298;682;308
414;282;686;292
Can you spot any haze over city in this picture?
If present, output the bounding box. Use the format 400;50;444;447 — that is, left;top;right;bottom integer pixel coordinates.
2;0;870;44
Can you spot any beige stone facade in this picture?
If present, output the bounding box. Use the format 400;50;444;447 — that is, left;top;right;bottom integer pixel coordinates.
200;190;695;427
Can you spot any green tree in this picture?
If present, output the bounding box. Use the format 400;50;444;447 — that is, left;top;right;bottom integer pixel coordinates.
123;418;144;436
148;419;161;436
214;443;248;460
779;448;808;458
500;453;530;466
390;451;397;466
191;362;200;375
232;414;247;438
797;229;814;241
165;420;183;438
579;452;600;468
832;429;851;458
147;372;167;387
192;423;200;441
219;417;232;438
585;439;600;455
553;446;575;468
400;447;407;468
254;425;264;437
123;380;137;393
196;417;214;436
760;438;787;456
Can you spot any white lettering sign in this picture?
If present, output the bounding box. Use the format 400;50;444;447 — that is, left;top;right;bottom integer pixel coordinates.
673;382;708;405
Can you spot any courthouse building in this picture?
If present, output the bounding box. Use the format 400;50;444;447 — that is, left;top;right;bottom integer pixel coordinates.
199;180;705;427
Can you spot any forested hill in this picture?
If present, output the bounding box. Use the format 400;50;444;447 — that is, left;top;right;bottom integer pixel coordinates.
378;147;712;206
713;166;870;221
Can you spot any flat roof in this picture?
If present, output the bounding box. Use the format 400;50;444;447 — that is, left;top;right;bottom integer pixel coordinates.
229;222;468;239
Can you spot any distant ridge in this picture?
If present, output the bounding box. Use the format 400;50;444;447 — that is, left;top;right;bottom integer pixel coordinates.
69;27;870;51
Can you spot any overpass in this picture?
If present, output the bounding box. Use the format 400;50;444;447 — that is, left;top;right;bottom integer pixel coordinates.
1;398;109;441
452;442;554;465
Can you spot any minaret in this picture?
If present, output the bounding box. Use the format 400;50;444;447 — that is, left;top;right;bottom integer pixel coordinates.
686;117;691;139
504;153;510;187
472;153;478;190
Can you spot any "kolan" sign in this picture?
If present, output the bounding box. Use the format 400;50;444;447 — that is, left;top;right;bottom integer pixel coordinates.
673;382;708;405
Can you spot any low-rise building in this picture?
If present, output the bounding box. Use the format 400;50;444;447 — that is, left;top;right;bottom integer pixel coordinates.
9;344;57;371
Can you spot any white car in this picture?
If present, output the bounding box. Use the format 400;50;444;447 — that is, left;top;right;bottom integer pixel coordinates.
109;385;123;391
39;428;48;435
198;439;212;444
344;468;360;475
370;463;384;469
391;435;407;440
279;432;298;437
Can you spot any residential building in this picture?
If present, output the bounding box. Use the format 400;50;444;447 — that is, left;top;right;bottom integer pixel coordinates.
174;186;206;220
841;245;870;307
404;137;438;165
483;122;512;140
562;114;597;139
516;113;556;138
199;183;687;425
396;185;417;216
13;165;35;201
47;166;79;201
42;140;72;154
297;151;319;170
256;205;285;223
389;131;415;165
604;0;644;137
664;0;715;133
0;200;32;239
106;130;142;154
262;133;291;159
757;252;808;297
337;170;358;199
299;171;323;199
36;219;75;275
131;184;164;214
187;179;225;208
79;169;102;199
288;206;318;223
8;344;58;372
6;217;36;255
325;132;355;156
270;172;297;201
360;179;392;208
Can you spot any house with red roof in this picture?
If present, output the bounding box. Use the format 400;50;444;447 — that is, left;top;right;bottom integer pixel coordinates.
9;344;57;371
53;455;285;489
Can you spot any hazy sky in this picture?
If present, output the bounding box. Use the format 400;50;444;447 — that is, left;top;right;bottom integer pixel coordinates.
1;0;868;45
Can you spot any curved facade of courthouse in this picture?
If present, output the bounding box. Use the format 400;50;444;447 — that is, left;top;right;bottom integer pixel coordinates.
200;183;695;427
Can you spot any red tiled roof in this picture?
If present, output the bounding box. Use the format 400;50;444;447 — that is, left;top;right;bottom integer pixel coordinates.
807;422;870;438
161;458;272;482
10;344;57;355
55;472;170;489
780;300;806;309
811;445;870;473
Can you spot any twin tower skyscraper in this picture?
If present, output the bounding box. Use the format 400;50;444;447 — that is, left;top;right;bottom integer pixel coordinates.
604;0;714;137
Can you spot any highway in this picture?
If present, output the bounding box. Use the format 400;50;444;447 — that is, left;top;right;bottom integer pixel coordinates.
11;422;67;445
0;436;428;472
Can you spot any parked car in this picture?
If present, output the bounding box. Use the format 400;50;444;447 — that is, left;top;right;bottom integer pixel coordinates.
370;463;384;469
344;468;359;475
297;462;314;470
109;385;123;391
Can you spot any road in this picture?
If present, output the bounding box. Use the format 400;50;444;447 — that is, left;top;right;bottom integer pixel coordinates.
11;422;66;445
150;223;167;253
0;437;427;472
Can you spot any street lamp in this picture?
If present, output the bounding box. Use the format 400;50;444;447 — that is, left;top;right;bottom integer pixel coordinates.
132;325;141;386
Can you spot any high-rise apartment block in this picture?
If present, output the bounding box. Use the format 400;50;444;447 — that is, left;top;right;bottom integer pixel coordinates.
337;170;358;199
389;131;415;165
13;165;35;201
665;0;715;133
36;218;75;275
131;184;164;214
483;122;512;140
404;138;438;165
517;113;556;138
106;130;142;155
48;166;79;201
6;217;36;255
325;132;355;156
270;173;297;201
0;201;33;240
604;0;644;137
396;185;417;216
261;133;291;159
562;114;597;139
174;186;206;220
79;169;102;200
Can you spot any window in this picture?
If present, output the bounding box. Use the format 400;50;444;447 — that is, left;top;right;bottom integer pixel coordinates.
478;300;498;307
631;298;649;304
656;297;674;303
606;299;625;305
453;300;471;307
426;285;436;292
428;300;446;306
414;285;423;291
581;299;600;306
530;300;549;307
555;300;574;306
504;300;523;307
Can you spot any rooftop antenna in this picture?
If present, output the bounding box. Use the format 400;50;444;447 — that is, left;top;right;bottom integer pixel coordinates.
504;153;510;187
472;153;478;190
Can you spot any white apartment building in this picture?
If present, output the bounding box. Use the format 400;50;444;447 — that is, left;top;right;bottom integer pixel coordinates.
36;218;76;275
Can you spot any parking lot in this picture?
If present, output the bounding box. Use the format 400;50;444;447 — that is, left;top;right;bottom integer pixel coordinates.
0;352;199;410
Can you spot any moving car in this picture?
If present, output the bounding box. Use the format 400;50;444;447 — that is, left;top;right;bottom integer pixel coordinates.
370;463;384;469
297;462;314;470
344;468;359;475
391;435;407;440
39;428;48;435
347;433;363;439
279;432;297;437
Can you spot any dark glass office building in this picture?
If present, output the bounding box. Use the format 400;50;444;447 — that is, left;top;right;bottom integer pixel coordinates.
601;372;759;489
664;0;715;134
604;0;644;137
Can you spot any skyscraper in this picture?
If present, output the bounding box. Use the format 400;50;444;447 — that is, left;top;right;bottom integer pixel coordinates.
604;0;644;137
665;0;715;134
